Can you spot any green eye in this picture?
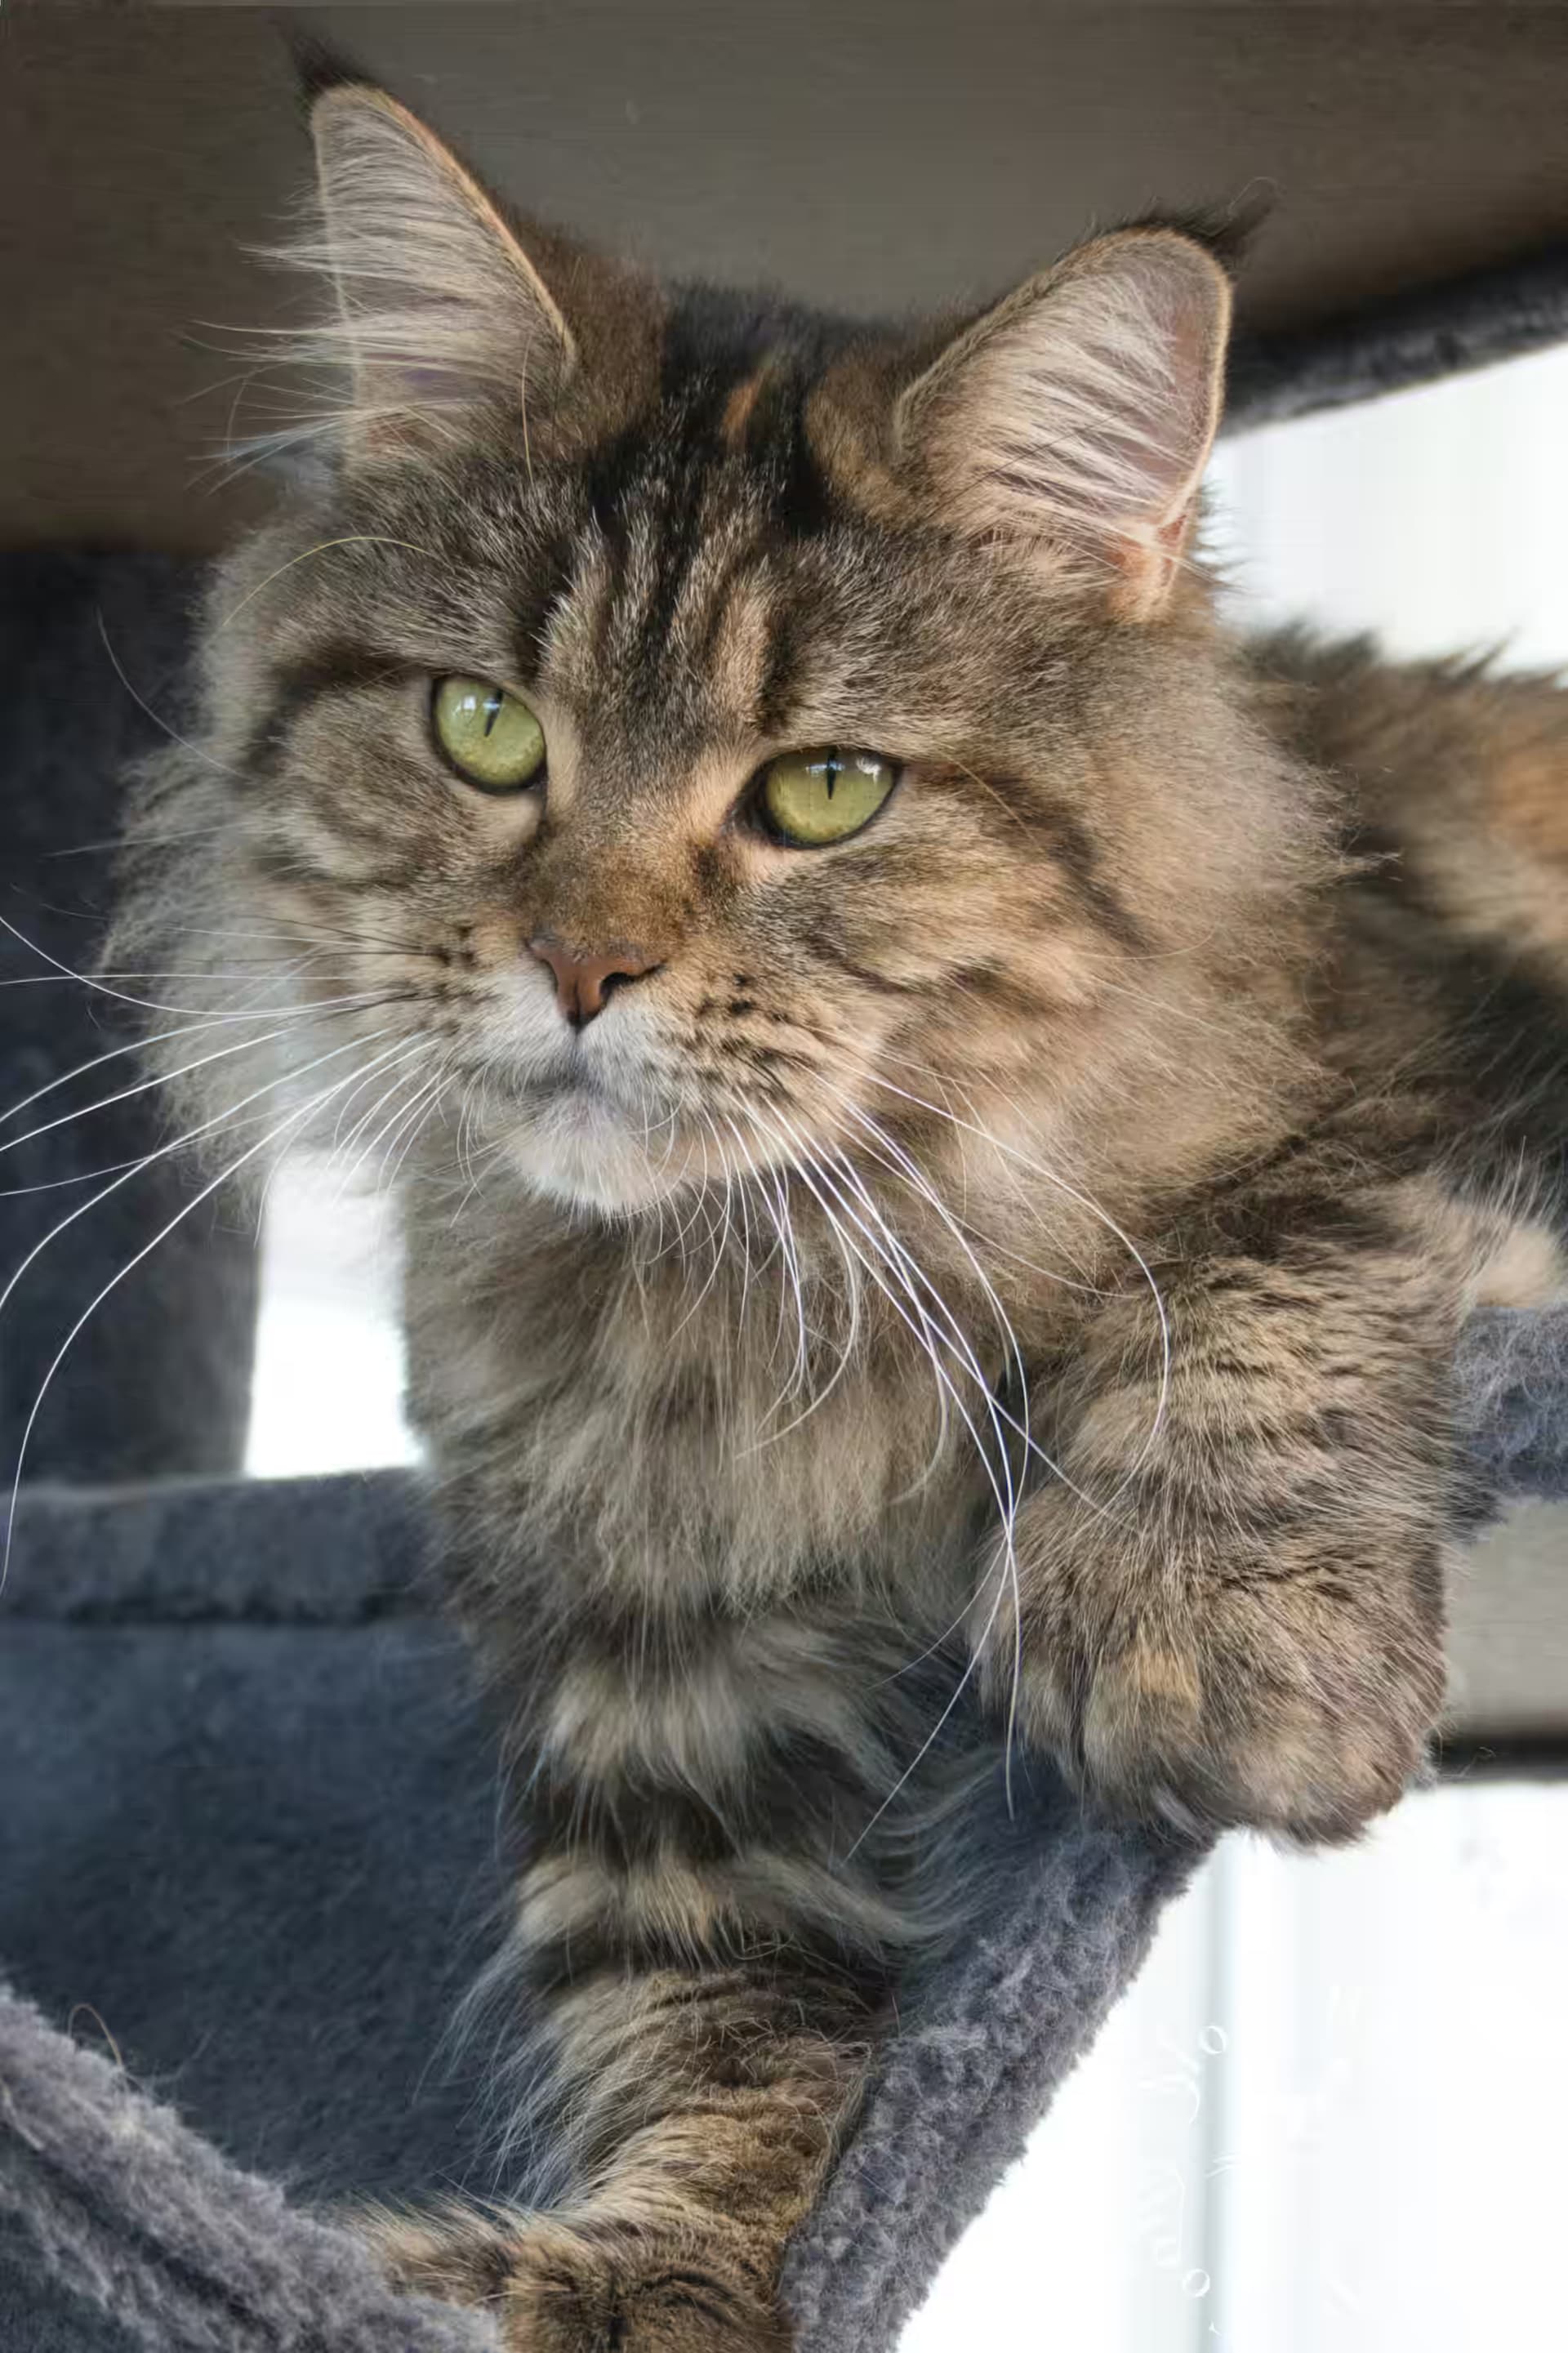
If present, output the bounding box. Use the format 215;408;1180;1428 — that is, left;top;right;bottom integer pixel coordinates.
760;747;898;846
433;675;546;791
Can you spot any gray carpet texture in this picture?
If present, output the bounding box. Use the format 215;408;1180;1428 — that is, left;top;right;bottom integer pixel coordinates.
0;1984;497;2353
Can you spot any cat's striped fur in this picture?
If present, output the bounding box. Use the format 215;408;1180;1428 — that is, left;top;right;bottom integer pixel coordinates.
112;76;1568;2348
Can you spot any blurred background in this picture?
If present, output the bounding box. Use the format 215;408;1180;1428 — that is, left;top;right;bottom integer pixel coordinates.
3;9;1565;2350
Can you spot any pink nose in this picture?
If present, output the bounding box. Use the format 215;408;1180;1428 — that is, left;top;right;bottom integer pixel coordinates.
528;936;662;1027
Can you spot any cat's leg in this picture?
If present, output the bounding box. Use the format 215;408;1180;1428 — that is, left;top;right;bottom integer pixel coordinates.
370;1610;919;2348
979;1173;1468;1843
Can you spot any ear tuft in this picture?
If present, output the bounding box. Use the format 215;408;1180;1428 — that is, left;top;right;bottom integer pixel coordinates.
896;230;1232;617
292;85;577;458
285;29;366;110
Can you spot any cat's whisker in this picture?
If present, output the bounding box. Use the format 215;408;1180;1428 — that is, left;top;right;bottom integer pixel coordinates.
804;1126;1004;1453
0;1016;287;1135
211;537;439;637
710;1129;794;1393
0;910;398;1027
703;1117;739;1317
0;1006;399;1166
822;1146;1027;1584
0;998;403;1187
674;1124;715;1281
755;1153;811;1404
140;912;448;965
714;1110;780;1372
685;1151;728;1286
382;1063;458;1197
648;1137;721;1277
826;1142;1035;1789
10;969;348;991
767;1105;1034;1750
370;1065;449;1199
0;1038;412;1595
826;1098;1032;1406
36;824;243;858
742;1106;1026;1833
835;1077;1108;1301
882;1058;1110;1283
812;1120;1034;1784
82;960;432;997
0;1158;169;1201
95;611;248;784
730;1107;863;1445
663;1118;735;1349
327;1037;433;1162
719;1119;758;1339
0;1022;412;1348
446;1078;487;1226
326;1041;444;1202
0;976;134;991
823;1097;1122;1539
0;1099;337;1207
863;1070;1173;1495
754;1107;988;1504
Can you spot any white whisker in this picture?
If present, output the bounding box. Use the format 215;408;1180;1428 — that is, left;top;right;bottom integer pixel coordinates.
1;1036;412;1593
742;1101;1025;1839
0;1010;379;1165
94;610;246;782
863;1070;1172;1496
0;1024;407;1347
0;911;401;1024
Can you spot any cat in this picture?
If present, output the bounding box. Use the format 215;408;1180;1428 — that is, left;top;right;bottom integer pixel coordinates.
110;70;1568;2352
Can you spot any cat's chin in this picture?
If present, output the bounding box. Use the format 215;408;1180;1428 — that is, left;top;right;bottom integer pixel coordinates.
499;1097;693;1218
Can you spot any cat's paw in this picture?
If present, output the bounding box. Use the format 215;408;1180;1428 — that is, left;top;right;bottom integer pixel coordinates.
496;2222;787;2352
363;2204;789;2351
977;1504;1447;1843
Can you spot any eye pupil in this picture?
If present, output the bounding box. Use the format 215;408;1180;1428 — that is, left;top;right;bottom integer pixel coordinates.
759;745;897;847
432;675;547;791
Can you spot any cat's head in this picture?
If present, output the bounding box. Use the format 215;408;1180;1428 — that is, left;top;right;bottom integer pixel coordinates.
123;81;1321;1226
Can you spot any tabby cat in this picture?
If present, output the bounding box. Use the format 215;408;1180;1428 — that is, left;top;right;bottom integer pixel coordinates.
113;74;1568;2351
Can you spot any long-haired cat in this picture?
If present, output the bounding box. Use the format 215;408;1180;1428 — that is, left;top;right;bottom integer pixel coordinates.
110;74;1568;2350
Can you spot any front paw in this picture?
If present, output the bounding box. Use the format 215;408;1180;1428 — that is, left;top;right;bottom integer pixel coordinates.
363;2205;789;2351
978;1507;1448;1843
498;2224;786;2352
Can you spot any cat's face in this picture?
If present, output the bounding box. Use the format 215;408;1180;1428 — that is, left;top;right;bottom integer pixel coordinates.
141;85;1308;1224
233;423;1176;1215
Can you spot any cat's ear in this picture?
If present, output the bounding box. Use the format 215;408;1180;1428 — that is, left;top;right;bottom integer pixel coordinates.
305;83;577;454
894;229;1232;618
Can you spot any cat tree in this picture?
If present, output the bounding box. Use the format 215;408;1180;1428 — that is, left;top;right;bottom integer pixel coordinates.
5;10;1568;2343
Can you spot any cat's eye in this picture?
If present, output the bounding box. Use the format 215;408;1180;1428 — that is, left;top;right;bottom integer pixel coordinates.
758;747;898;847
432;675;546;791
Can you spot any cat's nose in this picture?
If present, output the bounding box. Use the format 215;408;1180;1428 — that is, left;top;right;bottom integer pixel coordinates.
528;936;662;1028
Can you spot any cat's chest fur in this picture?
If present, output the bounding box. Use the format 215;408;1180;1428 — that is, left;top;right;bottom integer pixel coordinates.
402;1176;1000;1618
